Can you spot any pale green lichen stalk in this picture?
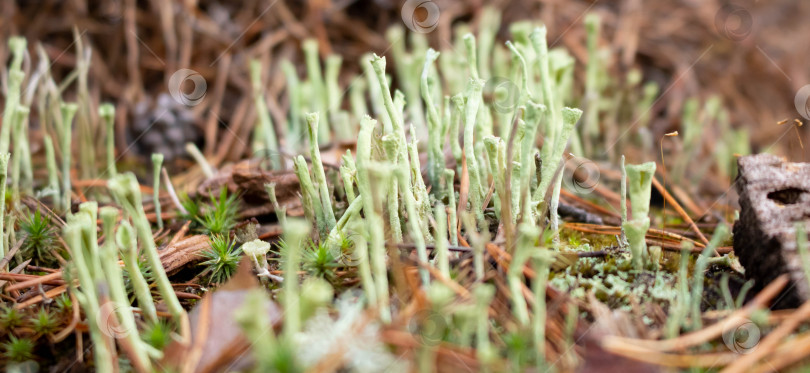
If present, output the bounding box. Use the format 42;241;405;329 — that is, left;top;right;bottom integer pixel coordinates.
528;24;586;243
43;135;60;202
406;126;433;242
64;216;114;373
293;155;326;235
443;169;458;246
622;162;656;270
116;220;157;322
0;153;9;270
510;223;539;326
434;202;450;279
99;206;151;370
151;153;164;230
281;61;303;148
461;212;486;282
306;112;337;232
582;12;603;153
0;37;26;155
346;219;377;307
395;163;430;286
381;135;403;243
265;183;288;227
356;116;391;323
474;284;496;367
185;142;213;178
369;55;410;175
537;107;583;242
303;39;330;146
690;225;728;330
12;105;33;197
99;103;117;177
281;219;311;339
531;249;554;367
462;78;487;228
61;103;78;212
339;151;357;204
484;136;507;222
422;48;444;190
107;173;184;321
250;59;281;169
618;155;630;248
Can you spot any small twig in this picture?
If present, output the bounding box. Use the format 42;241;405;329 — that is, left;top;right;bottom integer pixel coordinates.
24;265;58;273
0;238;25;269
15;284;68;309
0;259;31;291
5;269;64;292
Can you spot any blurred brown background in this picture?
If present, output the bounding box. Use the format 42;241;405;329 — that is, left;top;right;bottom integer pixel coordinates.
1;0;808;167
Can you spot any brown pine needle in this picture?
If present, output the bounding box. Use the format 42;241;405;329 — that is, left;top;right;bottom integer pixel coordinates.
601;274;788;353
599;341;737;368
750;331;810;373
794;125;804;149
651;176;712;248
721;299;810;373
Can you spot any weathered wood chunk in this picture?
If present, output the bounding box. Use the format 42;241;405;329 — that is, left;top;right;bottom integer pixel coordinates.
733;154;810;309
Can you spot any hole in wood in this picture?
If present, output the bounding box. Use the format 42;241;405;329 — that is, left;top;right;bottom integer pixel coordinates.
767;188;807;205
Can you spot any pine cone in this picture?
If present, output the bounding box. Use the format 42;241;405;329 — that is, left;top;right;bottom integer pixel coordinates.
131;93;201;163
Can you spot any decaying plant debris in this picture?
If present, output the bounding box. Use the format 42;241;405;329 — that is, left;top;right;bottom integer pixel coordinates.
1;1;810;372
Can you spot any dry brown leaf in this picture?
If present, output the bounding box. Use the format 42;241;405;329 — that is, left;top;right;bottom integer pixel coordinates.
161;259;282;373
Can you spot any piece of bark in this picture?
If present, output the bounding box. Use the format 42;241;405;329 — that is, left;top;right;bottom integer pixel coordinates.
733;154;810;309
196;159;304;218
159;235;211;275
